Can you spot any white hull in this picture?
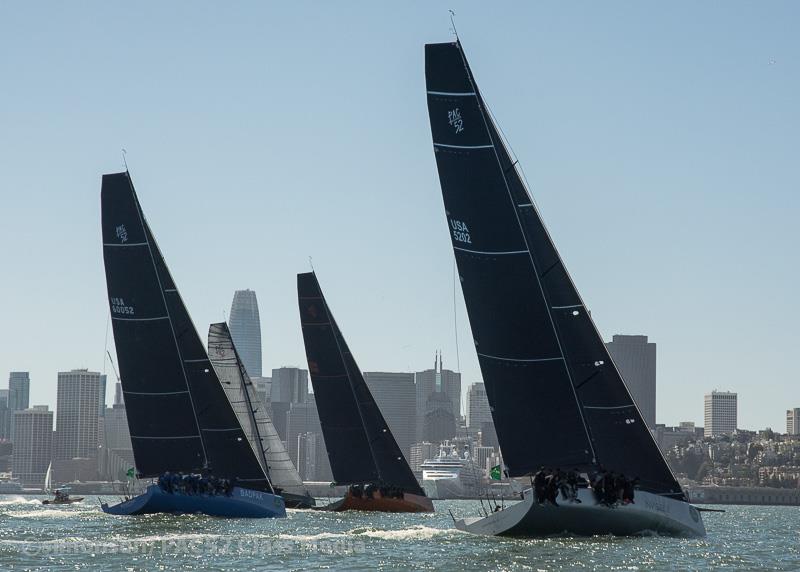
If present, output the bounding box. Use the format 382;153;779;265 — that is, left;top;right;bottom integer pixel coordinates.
423;478;481;500
454;487;706;537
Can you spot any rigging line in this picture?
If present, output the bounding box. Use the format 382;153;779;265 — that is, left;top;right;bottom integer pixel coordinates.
449;9;458;39
121;148;128;172
103;312;110;377
452;258;461;373
481;100;542;213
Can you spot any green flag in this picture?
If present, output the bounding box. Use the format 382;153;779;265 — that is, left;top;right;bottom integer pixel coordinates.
126;467;135;479
490;465;502;480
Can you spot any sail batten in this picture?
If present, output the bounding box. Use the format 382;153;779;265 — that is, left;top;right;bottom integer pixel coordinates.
297;272;424;495
425;42;685;498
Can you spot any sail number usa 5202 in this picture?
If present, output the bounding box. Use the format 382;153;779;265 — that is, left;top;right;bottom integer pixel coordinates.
449;219;472;244
110;297;135;316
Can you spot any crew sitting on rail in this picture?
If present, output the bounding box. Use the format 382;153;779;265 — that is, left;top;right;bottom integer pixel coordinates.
157;472;235;497
590;469;637;506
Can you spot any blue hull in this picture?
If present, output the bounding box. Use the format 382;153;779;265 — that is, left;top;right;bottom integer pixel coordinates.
101;485;286;518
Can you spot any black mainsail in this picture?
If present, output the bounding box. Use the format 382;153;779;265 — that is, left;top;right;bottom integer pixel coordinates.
101;171;273;492
297;272;424;496
425;42;684;499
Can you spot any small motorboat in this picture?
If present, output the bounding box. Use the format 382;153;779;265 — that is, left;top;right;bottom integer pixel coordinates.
42;495;84;505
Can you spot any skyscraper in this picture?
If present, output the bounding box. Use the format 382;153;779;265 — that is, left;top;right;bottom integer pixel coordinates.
8;372;30;442
229;289;262;377
284;401;332;481
605;335;657;429
466;382;492;434
54;369;103;460
704;391;738;437
787;408;800;436
364;372;416;461
8;372;30;411
0;390;9;441
416;352;461;443
271;367;308;405
11;406;53;488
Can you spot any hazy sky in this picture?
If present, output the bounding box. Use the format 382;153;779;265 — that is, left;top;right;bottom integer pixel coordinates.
1;2;797;430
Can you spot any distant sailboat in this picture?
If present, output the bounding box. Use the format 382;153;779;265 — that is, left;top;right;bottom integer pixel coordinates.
425;40;705;536
207;322;315;508
44;462;52;494
41;462;84;505
297;272;433;513
99;171;285;518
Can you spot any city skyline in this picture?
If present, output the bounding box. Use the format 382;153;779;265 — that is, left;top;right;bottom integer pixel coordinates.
1;4;798;431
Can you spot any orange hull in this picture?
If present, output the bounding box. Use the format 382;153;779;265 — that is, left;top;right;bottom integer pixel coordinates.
323;490;434;513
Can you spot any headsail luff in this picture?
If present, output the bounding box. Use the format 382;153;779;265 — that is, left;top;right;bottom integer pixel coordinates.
101;171;273;492
425;42;684;499
297;272;424;496
208;322;305;490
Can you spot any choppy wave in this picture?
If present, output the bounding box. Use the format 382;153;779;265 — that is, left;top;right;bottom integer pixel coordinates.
10;509;85;518
0;496;40;506
275;525;449;543
276;531;349;542
359;526;449;541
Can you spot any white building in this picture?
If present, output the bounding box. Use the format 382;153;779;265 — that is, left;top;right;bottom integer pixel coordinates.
787;408;800;436
11;406;53;488
704;391;737;437
54;369;103;460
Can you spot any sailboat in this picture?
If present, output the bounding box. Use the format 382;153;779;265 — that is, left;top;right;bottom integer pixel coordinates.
99;171;285;519
207;322;315;509
424;40;705;537
297;272;434;513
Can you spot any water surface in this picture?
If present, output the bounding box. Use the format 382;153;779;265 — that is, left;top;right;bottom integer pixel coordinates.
0;495;797;570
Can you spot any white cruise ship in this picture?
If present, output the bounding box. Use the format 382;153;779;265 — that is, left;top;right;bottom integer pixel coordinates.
421;442;485;499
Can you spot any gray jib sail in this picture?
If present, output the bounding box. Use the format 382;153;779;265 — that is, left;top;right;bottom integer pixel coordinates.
207;322;305;490
425;41;685;499
101;171;273;492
